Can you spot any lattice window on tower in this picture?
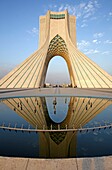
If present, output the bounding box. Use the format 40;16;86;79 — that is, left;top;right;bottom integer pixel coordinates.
50;14;65;19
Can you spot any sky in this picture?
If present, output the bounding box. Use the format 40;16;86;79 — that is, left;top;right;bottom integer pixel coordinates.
0;0;112;84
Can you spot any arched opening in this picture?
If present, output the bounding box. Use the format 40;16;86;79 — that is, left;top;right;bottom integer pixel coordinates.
45;56;71;87
40;34;76;88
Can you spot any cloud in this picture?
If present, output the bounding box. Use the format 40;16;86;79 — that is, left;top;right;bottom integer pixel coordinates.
92;39;101;44
84;49;100;54
104;40;112;44
79;1;99;19
93;32;104;38
83;13;91;19
76;1;100;19
77;40;90;50
54;5;57;8
90;16;97;21
58;4;64;11
109;12;112;16
102;51;110;55
27;27;38;36
93;39;97;43
81;23;88;28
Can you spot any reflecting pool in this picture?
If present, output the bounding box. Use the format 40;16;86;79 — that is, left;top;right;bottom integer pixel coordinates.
0;96;112;158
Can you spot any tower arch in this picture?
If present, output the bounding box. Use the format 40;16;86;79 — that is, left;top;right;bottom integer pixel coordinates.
41;34;76;87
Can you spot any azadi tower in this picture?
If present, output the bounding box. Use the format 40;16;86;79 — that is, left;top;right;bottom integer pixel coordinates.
0;10;112;88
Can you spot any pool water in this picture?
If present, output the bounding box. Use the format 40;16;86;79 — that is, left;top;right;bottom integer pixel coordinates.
0;96;112;158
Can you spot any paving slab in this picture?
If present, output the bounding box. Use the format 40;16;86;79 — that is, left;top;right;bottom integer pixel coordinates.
94;157;105;170
0;157;28;170
104;156;112;170
76;158;95;170
27;158;77;170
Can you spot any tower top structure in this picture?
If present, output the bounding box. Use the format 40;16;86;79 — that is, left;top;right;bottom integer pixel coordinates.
39;10;77;48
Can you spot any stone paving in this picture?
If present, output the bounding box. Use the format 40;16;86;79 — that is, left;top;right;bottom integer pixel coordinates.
0;156;112;170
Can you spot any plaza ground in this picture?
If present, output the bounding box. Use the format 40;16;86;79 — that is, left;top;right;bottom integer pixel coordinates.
0;87;112;99
0;156;112;170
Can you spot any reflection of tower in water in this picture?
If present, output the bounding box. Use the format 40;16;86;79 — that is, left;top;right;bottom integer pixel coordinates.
3;97;112;158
